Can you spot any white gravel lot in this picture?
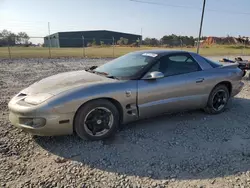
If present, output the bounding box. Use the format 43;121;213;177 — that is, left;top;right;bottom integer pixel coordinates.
1;57;250;188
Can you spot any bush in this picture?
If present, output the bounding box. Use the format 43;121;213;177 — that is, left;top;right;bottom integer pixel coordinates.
92;39;96;46
117;37;129;46
130;42;139;47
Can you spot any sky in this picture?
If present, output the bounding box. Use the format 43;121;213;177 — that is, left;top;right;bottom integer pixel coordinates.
0;0;250;44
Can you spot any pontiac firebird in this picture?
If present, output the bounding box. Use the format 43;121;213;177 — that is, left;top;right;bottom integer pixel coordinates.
8;50;244;140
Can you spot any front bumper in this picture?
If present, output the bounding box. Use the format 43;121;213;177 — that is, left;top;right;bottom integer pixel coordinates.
8;102;74;136
231;81;244;97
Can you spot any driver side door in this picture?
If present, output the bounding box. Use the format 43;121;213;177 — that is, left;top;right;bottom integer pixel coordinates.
137;53;207;119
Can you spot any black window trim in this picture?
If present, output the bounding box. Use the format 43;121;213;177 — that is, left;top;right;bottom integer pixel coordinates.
140;52;202;79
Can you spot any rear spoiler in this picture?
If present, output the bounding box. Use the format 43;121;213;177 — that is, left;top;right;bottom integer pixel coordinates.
218;62;239;69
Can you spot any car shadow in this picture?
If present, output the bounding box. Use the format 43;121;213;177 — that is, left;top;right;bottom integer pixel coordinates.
34;97;250;180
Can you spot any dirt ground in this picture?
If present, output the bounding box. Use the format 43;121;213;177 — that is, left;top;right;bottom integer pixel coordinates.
1;57;250;188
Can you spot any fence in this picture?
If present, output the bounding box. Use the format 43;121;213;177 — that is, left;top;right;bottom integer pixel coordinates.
0;36;250;59
0;36;143;59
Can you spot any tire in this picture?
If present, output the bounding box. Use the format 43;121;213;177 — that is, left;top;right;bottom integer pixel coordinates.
204;84;229;114
74;99;120;141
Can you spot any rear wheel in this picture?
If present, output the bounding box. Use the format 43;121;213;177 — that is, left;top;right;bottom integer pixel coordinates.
74;99;119;140
204;85;229;114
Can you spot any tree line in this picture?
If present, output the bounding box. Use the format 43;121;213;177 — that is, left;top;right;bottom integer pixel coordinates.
0;29;205;47
0;29;30;47
1;29;248;48
143;34;207;47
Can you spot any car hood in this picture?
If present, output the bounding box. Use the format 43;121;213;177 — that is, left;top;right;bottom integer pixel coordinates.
21;70;112;95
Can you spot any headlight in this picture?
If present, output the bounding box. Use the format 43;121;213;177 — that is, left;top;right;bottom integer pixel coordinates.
24;93;53;105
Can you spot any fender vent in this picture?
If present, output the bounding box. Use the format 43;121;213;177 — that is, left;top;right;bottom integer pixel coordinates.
126;103;138;116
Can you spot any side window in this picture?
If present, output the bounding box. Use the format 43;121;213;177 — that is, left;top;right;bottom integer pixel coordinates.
148;60;160;72
169;55;188;62
148;54;201;77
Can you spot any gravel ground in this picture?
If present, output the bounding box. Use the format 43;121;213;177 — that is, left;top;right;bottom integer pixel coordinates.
1;57;250;188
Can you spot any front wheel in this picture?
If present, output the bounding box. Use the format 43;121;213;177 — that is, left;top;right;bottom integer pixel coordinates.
204;85;229;114
74;99;120;141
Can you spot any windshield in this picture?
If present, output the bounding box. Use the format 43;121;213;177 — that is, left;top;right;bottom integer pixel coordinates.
94;52;157;78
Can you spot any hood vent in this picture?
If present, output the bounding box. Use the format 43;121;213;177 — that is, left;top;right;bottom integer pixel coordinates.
18;93;27;97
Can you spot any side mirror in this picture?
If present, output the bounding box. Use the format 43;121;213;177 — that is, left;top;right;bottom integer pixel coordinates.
143;71;164;80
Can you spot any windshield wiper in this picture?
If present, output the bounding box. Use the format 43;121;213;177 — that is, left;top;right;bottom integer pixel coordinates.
86;69;119;80
86;66;98;71
85;69;106;75
85;66;98;72
96;72;119;80
95;71;109;76
106;75;119;80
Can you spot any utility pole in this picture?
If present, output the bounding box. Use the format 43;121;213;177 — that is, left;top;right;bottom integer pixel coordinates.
7;43;11;59
140;27;143;46
180;39;183;50
112;37;115;58
82;36;85;57
197;0;206;54
48;22;52;58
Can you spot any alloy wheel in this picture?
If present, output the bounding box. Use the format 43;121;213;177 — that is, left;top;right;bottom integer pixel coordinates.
212;89;228;111
84;107;114;137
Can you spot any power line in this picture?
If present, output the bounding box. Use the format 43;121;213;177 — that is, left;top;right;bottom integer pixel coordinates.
0;19;48;24
129;0;250;15
130;0;199;10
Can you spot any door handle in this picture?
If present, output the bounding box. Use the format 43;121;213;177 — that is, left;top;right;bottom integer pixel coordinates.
196;78;204;83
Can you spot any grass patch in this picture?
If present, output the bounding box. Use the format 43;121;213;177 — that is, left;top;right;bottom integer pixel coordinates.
224;45;250;49
0;45;250;59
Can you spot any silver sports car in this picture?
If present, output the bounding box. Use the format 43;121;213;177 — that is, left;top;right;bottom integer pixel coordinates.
8;50;244;140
